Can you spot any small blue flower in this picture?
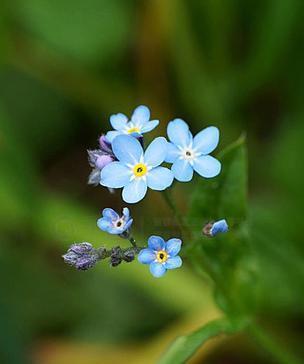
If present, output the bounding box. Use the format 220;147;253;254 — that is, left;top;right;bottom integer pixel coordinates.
97;207;133;235
138;236;182;278
100;135;173;203
105;105;159;143
203;219;229;237
165;119;221;182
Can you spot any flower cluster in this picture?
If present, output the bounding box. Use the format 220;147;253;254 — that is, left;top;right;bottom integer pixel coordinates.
63;105;229;278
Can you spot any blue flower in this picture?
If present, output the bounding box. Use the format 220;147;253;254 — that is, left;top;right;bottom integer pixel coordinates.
105;105;159;143
165;119;221;182
100;135;174;203
138;236;182;278
97;207;133;235
203;219;229;237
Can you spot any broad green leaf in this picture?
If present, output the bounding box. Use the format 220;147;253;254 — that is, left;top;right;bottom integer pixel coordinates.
158;317;248;364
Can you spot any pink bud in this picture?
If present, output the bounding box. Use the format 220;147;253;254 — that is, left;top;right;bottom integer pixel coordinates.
96;155;114;169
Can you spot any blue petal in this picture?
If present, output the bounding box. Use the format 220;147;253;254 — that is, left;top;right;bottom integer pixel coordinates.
112;135;143;164
141;120;159;133
131;105;150;127
165;142;180;163
107;226;123;234
97;217;111;232
149;262;166;278
122;207;130;220
193;155;221;178
148;235;165;251
166;238;182;256
100;162;131;188
164;256;182;270
193;126;219;155
138;248;156;264
105;130;121;143
110;113;128;130
102;208;119;221
167;118;192;148
123;218;133;231
122;178;147;203
144;137;168;167
147;167;174;190
210;219;229;236
171;159;194;182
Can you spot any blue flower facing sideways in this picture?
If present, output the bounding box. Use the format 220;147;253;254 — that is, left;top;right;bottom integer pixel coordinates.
166;119;221;182
97;207;133;235
105;105;159;143
100;135;174;203
138;236;182;278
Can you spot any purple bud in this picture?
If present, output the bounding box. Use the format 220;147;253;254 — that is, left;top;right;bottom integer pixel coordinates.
63;242;99;270
99;135;113;154
95;154;114;169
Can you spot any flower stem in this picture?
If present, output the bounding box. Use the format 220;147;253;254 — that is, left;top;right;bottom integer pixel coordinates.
129;237;138;249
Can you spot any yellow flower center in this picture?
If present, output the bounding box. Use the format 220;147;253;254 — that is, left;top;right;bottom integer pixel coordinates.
156;250;168;263
128;127;140;134
133;163;147;177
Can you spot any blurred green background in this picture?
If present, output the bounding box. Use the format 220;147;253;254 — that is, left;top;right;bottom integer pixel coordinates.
0;0;303;363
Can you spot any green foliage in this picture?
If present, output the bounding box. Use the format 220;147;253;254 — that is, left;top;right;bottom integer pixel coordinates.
187;136;257;314
158;317;249;364
8;0;133;65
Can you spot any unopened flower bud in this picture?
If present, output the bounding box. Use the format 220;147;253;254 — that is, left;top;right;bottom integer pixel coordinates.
202;219;229;237
62;242;99;270
99;135;113;154
123;248;135;263
88;168;101;186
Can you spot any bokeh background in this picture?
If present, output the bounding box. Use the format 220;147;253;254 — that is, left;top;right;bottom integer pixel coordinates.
0;0;303;363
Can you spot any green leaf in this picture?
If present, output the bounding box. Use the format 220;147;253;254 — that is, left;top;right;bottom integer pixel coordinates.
187;136;256;314
158;317;248;364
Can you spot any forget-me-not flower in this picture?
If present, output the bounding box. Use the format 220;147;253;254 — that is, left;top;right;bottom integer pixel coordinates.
203;219;229;237
138;236;182;278
100;135;173;203
97;207;133;235
105;105;159;143
165;119;221;182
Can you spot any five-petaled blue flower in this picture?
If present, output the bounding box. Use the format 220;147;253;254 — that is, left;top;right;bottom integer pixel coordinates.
165;119;221;182
100;135;174;203
97;207;133;235
138;236;182;278
105;105;159;143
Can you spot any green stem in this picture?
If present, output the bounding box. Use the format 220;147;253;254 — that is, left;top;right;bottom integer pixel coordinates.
129;236;137;249
248;323;302;364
